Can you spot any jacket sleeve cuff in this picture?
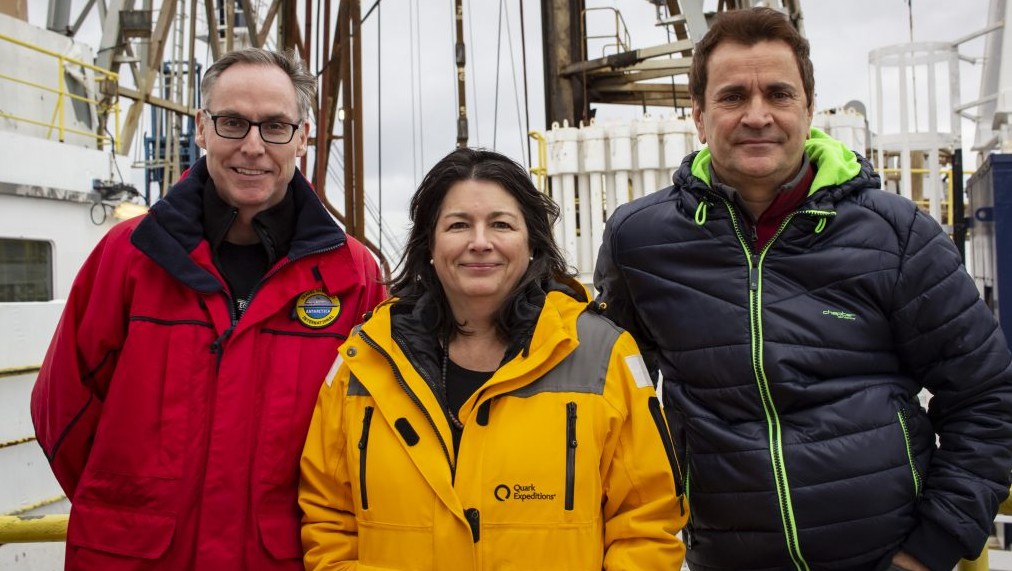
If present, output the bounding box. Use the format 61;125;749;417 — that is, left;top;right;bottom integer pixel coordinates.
901;518;971;571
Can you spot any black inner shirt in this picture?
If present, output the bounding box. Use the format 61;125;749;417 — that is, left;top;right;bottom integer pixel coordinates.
444;359;494;454
217;241;269;314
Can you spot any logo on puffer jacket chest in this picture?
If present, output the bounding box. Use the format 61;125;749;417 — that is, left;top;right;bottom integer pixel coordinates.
822;309;857;321
295;289;342;328
494;483;557;503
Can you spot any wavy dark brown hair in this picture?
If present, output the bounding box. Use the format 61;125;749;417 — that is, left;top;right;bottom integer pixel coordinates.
389;148;573;341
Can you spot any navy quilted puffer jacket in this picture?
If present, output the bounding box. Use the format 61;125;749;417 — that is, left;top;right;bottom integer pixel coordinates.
594;129;1012;571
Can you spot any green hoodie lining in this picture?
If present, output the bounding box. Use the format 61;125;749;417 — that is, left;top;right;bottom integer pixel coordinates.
689;128;862;195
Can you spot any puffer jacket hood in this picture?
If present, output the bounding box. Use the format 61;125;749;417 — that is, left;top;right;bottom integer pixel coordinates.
686;127;867;194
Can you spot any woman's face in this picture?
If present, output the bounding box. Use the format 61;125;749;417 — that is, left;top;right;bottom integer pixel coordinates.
431;179;531;312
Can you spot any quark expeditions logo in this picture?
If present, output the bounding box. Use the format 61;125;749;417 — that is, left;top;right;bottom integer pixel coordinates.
494;483;556;503
295;289;342;328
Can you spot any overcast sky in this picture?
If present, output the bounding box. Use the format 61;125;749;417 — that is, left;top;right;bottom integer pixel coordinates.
350;0;994;262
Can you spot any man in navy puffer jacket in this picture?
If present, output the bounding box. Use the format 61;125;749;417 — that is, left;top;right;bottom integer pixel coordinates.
594;7;1012;571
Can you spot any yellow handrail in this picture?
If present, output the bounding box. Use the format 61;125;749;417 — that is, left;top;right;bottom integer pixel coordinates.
957;488;1012;569
528;130;548;193
1;490;1011;553
0;32;120;152
875;167;976;227
0;515;68;543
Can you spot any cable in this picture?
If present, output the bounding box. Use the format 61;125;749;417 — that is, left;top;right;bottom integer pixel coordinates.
466;0;480;144
416;0;426;173
518;0;532;166
377;0;383;253
493;0;504;148
503;1;525;163
409;0;420;184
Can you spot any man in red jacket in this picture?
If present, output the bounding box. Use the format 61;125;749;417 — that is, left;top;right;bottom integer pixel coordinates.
31;47;386;570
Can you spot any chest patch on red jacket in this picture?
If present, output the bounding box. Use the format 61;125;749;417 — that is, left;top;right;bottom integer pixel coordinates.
295;289;342;328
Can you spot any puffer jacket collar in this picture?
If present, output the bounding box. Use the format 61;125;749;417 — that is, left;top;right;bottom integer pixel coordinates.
675;127;880;214
130;156;346;293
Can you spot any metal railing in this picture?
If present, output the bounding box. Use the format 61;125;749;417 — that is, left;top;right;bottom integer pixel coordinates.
875;167;975;228
2;493;1011;562
958;492;1012;569
528;130;548;193
0;514;68;543
0;32;120;151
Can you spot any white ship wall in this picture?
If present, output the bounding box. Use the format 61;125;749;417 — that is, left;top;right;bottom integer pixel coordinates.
0;12;100;148
1;15;129;565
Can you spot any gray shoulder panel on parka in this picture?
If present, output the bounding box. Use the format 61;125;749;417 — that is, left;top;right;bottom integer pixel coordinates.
508;311;623;398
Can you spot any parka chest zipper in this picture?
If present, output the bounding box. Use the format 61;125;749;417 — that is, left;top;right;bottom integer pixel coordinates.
357;330;455;473
356;330;494;548
358;406;375;510
206;241;344;365
564;402;578;511
711;191;811;571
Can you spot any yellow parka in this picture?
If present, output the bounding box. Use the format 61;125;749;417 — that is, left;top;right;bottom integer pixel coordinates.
300;281;686;570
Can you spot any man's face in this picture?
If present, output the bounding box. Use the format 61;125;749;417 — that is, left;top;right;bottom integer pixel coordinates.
195;63;308;218
692;40;813;192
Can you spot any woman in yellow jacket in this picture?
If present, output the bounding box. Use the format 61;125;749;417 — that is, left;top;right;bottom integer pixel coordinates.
299;148;686;570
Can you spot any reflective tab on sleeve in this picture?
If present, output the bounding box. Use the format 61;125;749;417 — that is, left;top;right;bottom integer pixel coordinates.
325;355;343;387
624;354;651;389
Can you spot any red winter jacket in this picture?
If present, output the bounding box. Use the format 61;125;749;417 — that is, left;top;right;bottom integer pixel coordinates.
31;157;386;570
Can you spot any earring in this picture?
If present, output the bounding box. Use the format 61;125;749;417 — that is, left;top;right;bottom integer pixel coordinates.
429;258;434;265
529;256;534;261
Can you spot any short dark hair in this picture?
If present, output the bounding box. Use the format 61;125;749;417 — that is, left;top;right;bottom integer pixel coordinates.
689;7;814;110
201;47;315;121
389;148;572;341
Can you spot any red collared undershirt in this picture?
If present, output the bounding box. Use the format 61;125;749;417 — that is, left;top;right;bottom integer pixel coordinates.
752;164;815;250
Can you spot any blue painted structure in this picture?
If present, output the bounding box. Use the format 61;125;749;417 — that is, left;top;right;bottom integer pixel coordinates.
967;153;1012;350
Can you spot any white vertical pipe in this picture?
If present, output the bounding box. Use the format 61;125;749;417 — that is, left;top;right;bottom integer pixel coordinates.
928;148;942;222
586;173;605;283
927;56;942;222
608;122;633;208
580;121;607;282
635;117;661;199
546;126;564;250
661;115;691;186
550;121;580;269
874;54;886;190
576;172;592;278
898;51;913;200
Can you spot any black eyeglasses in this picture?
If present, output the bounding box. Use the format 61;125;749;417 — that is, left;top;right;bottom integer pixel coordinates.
205;112;301;144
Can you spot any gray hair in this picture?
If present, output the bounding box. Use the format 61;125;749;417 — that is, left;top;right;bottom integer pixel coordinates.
201;47;316;122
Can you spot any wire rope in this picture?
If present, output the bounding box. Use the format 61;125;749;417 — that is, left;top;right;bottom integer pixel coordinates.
493;0;504;147
503;1;525;163
518;0;532;166
415;0;426;173
377;0;383;253
466;0;480;144
409;0;420;184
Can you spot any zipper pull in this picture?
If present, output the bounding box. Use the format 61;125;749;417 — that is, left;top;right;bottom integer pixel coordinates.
210;326;234;355
749;267;759;291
